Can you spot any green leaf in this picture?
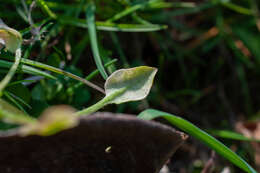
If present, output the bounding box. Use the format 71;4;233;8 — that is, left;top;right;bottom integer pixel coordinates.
0;59;56;79
138;109;257;173
58;17;167;32
86;3;108;80
207;129;260;142
0;19;22;53
105;66;157;104
76;66;157;116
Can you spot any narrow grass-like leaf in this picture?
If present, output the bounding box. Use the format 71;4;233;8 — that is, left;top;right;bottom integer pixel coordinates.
0;99;36;125
109;33;129;67
3;91;27;113
7;80;36;87
207;129;260;142
147;2;195;9
0;59;56;79
153;3;214;18
96;22;167;32
131;13;152;25
36;0;57;19
59;17;167;32
5;91;31;109
21;58;105;93
138;109;257;173
106;1;195;23
220;2;254;15
86;3;108;80
106;0;158;23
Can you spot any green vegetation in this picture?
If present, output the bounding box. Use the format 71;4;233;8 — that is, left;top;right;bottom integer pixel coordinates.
0;0;260;172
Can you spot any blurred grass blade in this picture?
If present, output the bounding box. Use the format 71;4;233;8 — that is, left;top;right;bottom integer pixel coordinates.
109;33;129;67
154;3;214;18
132;13;152;25
207;129;260;142
5;91;31;109
96;22;167;32
147;2;195;9
106;0;195;23
58;17;167;32
0;99;36;125
7;80;36;87
36;0;57;19
106;0;158;23
0;59;56;79
3;91;27;113
138;109;257;173
86;3;108;80
220;2;254;15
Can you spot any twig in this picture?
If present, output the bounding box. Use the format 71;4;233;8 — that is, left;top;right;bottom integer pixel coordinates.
201;151;216;173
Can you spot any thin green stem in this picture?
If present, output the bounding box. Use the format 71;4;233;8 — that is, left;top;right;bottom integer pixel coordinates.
21;58;105;94
84;59;117;81
75;87;126;116
0;59;56;79
0;48;21;96
66;59;117;95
